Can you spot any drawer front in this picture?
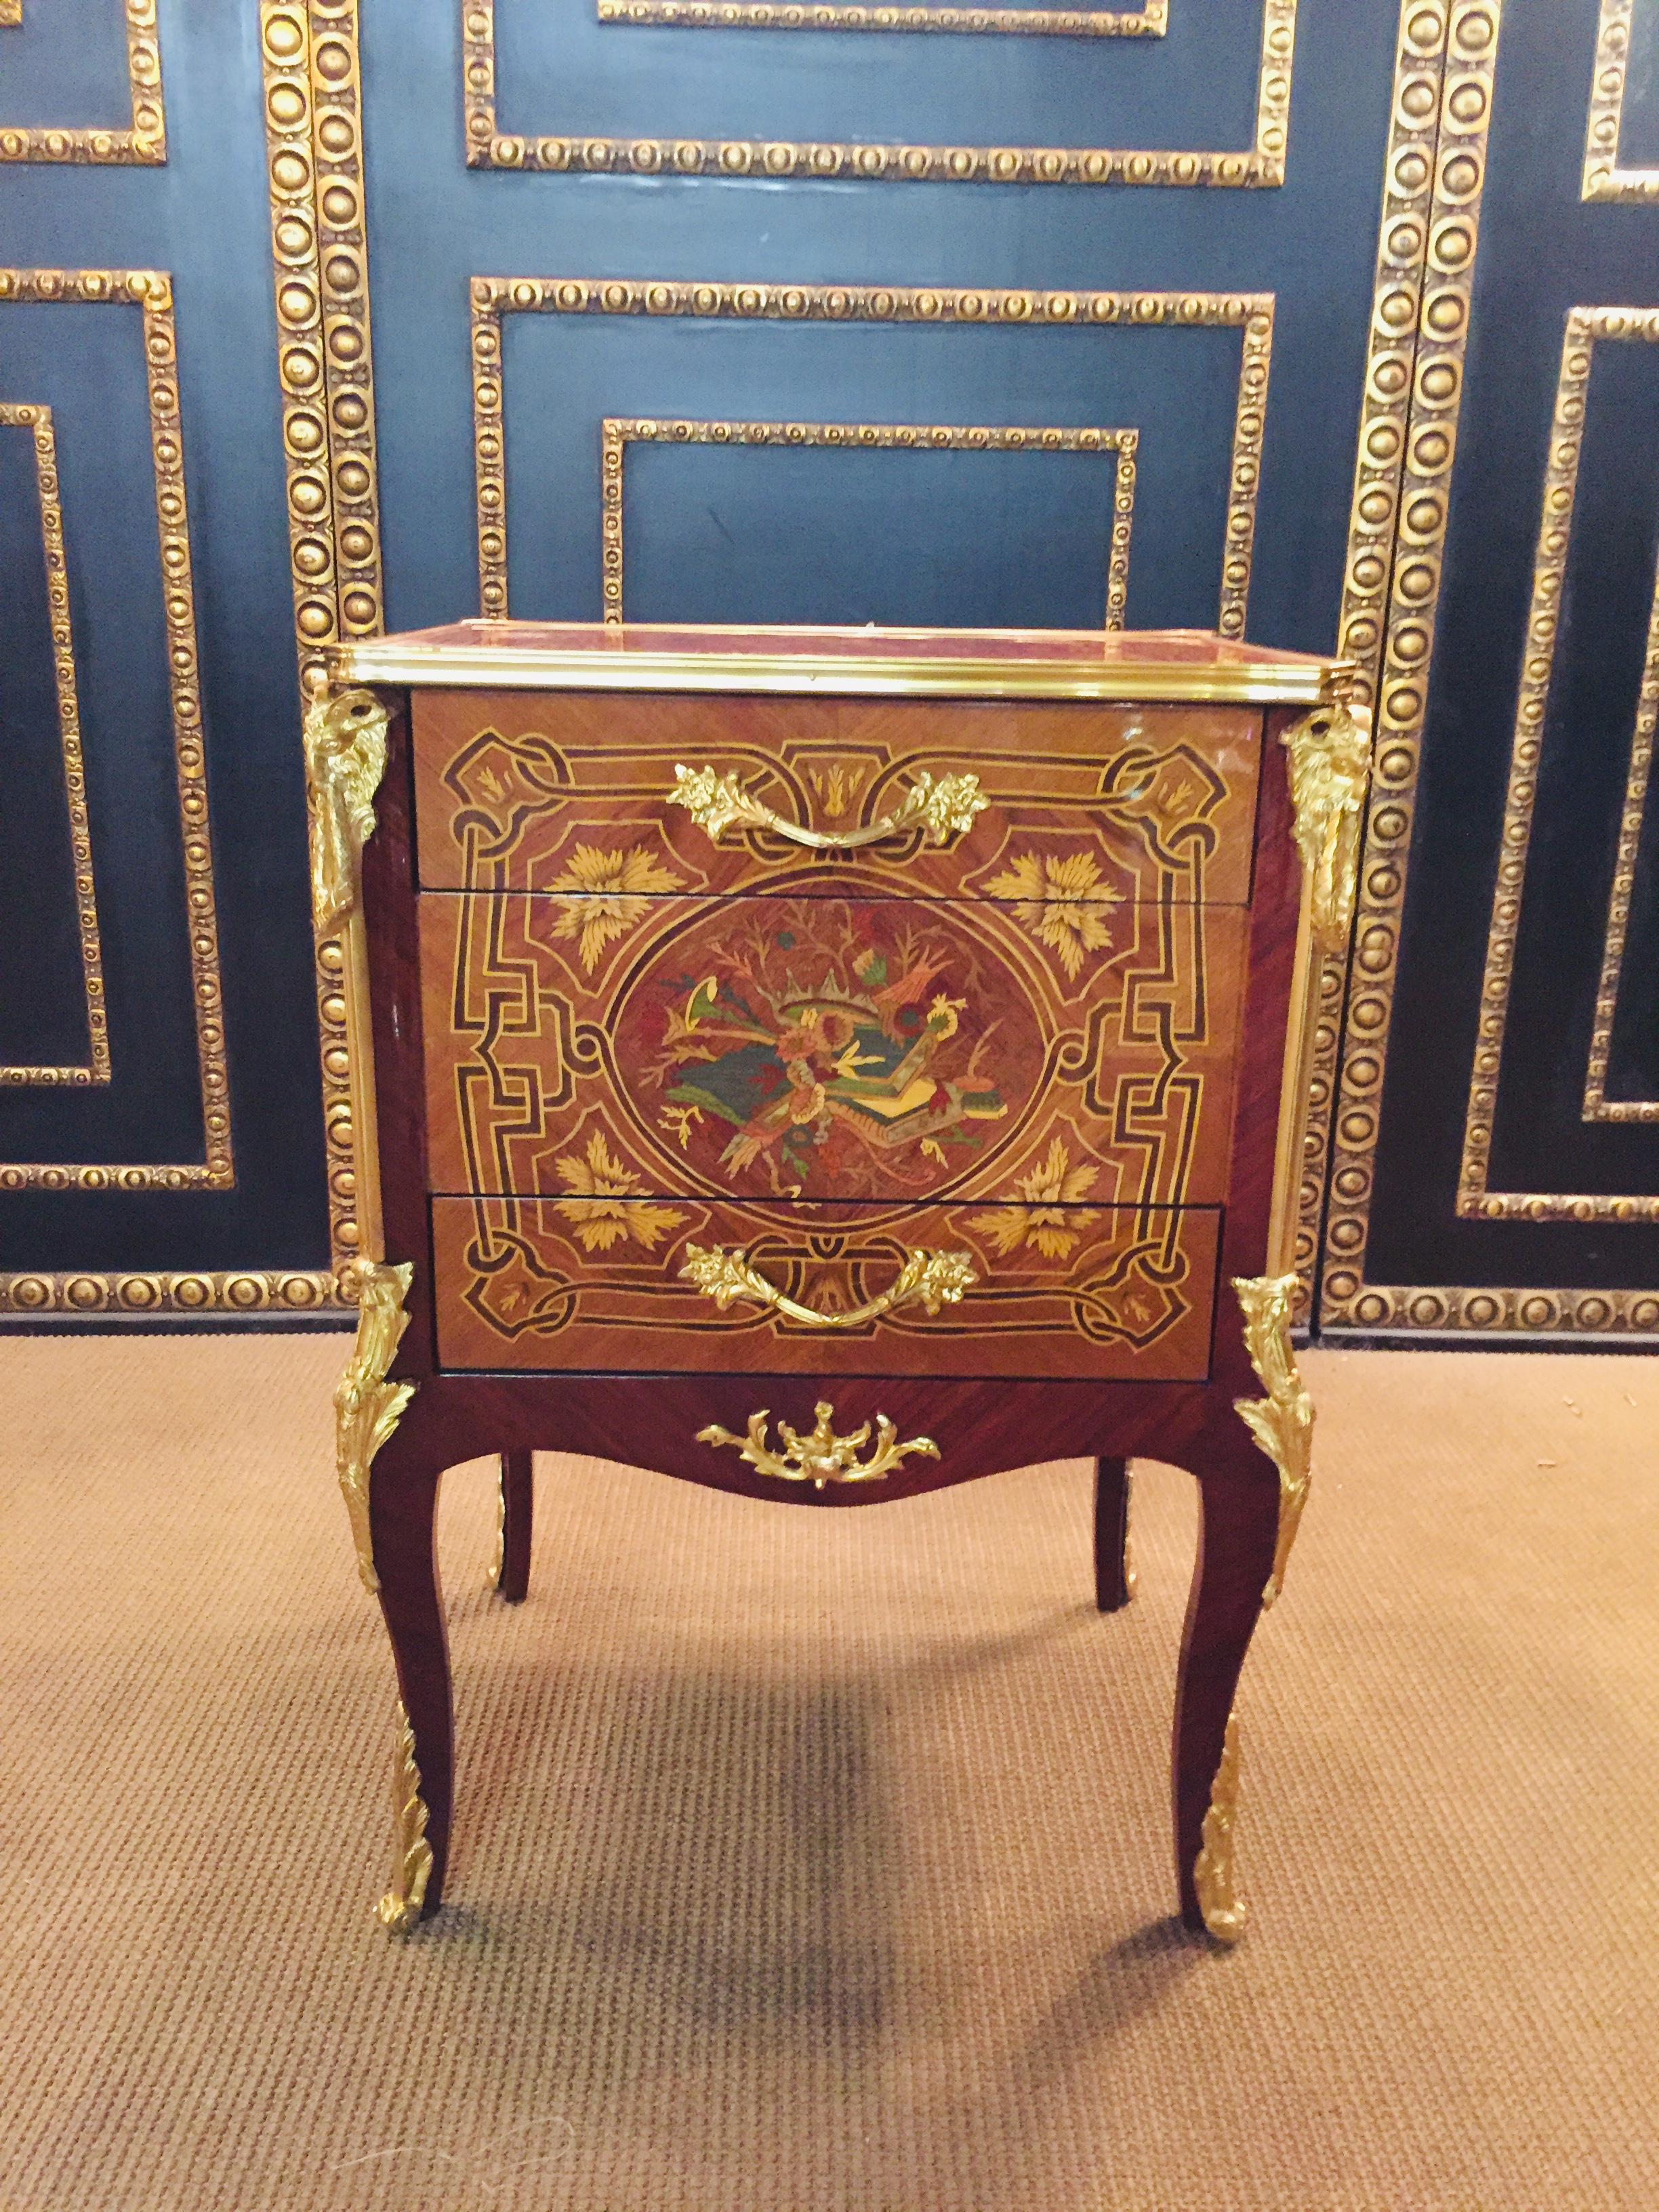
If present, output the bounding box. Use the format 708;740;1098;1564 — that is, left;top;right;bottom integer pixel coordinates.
430;1195;1219;1380
420;892;1247;1212
411;690;1262;905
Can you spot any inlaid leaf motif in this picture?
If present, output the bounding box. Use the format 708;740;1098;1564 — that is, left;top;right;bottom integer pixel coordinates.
554;1132;685;1252
982;850;1121;979
545;842;682;971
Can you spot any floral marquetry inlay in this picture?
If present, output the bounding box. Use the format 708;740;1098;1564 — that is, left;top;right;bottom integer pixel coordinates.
543;842;684;970
983;851;1123;979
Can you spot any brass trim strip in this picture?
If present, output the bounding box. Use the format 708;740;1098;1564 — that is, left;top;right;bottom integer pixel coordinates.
0;402;108;1086
1458;308;1659;1212
1582;0;1659;202
336;635;1339;703
592;417;1139;631
0;270;232;1193
0;1269;338;1317
461;0;1294;183
263;0;385;1292
470;279;1268;638
600;0;1166;31
1318;0;1500;1332
1296;0;1453;1320
0;0;164;164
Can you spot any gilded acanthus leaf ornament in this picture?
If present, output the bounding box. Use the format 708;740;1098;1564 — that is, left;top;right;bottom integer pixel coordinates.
697;1400;941;1490
1231;1270;1314;1609
680;1242;976;1329
374;1698;434;1934
303;686;390;935
668;761;988;851
1279;699;1372;952
1192;1707;1246;1945
334;1260;416;1596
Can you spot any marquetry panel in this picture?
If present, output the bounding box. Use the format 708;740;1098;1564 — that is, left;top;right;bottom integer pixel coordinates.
0;401;106;1086
411;691;1263;904
420;889;1246;1212
0;0;164;164
596;419;1136;630
0;270;230;1194
471;279;1271;641
460;0;1291;182
431;1193;1221;1378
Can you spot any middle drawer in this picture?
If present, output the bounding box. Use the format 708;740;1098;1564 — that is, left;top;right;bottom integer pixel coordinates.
419;890;1246;1214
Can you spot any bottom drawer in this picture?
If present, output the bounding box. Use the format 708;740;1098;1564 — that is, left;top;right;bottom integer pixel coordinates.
430;1195;1220;1380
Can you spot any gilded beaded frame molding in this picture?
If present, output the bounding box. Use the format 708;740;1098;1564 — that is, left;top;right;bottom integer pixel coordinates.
0;0;164;165
472;281;1269;640
1582;0;1659;203
263;0;384;1307
0;403;108;1086
596;417;1137;628
598;0;1164;36
1292;0;1456;1318
460;0;1292;182
0;272;231;1200
1456;310;1659;1202
1318;1;1659;1339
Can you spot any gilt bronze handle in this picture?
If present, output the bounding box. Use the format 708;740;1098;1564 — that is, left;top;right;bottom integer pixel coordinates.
668;762;988;852
679;1242;976;1328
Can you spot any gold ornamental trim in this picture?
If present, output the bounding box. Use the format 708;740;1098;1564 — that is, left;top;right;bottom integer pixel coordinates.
1281;701;1372;955
1193;1708;1245;1944
0;270;231;1193
262;0;386;1286
1582;0;1659;202
1320;0;1507;1335
333;1259;415;1596
467;282;1271;644
1456;308;1659;1216
0;403;106;1086
594;417;1138;630
374;1698;434;1933
668;762;989;853
601;0;1166;33
0;0;164;165
681;1242;977;1328
462;0;1292;183
303;688;390;936
1231;1271;1313;1610
697;1400;941;1489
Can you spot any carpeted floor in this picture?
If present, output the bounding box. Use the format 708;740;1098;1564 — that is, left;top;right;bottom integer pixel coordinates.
1;1335;1656;2212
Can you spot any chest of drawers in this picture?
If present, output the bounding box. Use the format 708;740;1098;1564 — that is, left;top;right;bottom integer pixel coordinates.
315;621;1367;1945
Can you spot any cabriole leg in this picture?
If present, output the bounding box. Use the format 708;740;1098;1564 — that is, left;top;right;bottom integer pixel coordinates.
1093;1456;1135;1612
1172;1435;1280;1944
369;1437;453;1929
492;1450;533;1603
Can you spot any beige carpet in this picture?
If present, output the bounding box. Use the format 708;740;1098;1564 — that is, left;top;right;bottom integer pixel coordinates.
1;1335;1656;2212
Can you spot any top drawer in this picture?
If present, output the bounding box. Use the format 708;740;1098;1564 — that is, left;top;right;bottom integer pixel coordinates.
411;690;1263;905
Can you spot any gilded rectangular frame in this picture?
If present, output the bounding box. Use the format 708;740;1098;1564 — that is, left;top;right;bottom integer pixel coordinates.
1453;309;1659;1200
0;401;108;1086
462;0;1293;183
594;417;1136;627
1317;0;1659;1340
0;0;165;165
1582;0;1659;202
0;270;231;1198
471;280;1268;640
598;0;1165;37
